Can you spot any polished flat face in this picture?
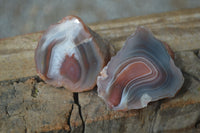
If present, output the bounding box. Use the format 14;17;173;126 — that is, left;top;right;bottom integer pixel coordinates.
97;26;184;111
35;16;105;92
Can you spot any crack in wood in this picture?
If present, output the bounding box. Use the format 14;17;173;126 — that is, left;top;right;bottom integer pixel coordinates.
182;71;200;82
0;75;43;85
5;105;10;117
150;101;161;133
67;104;73;133
31;83;39;98
73;93;85;133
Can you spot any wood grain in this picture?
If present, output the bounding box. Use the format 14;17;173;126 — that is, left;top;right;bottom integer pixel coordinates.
1;8;200;81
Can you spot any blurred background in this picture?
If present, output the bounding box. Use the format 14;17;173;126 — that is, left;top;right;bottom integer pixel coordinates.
1;0;200;39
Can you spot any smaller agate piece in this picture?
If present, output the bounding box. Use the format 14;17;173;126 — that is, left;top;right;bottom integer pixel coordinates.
97;26;184;111
35;16;114;92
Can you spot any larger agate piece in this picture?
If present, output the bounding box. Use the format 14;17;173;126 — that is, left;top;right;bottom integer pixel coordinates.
35;16;113;92
97;26;184;111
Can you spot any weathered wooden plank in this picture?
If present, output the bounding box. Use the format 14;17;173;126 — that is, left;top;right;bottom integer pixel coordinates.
0;79;74;133
1;8;200;81
1;50;200;133
0;8;200;133
69;50;200;133
0;33;41;81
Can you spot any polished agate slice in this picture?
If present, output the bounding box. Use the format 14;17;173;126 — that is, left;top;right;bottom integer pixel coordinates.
97;26;184;111
35;16;114;92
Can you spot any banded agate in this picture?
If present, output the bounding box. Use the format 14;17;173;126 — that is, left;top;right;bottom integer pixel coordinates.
97;26;184;111
35;16;114;92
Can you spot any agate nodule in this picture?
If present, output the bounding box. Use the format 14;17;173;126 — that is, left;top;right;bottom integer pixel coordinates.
97;26;184;111
35;16;114;92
